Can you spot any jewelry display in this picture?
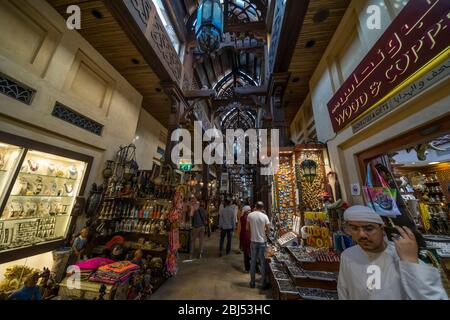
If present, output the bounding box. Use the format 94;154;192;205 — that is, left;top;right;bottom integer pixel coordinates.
24;201;38;217
3;228;10;244
55;167;65;177
28;160;39;172
34;177;43;195
47;163;55;175
12;221;39;246
13;178;29;196
49;181;57;196
50;201;63;216
8;201;24;219
37;201;51;217
68;165;78;178
20;163;28;173
64;183;74;195
57;185;64;196
0;146;88;254
0;152;5;170
2;150;86;253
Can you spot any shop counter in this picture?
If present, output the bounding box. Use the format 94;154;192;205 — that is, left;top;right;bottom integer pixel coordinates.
58;277;129;300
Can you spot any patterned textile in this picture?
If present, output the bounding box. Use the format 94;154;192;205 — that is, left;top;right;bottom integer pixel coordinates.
98;261;138;274
75;258;115;270
89;261;140;285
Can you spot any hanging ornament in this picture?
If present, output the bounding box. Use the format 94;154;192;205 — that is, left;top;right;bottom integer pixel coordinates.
301;159;317;183
195;0;223;53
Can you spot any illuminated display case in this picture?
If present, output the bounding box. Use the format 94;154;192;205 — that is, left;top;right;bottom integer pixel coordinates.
0;131;92;263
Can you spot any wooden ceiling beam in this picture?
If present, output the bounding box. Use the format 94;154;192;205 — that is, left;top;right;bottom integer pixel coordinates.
272;0;310;73
234;86;267;96
202;62;213;88
213;98;257;107
210;55;219;83
184;85;267;100
219;40;265;52
266;0;276;33
224;21;267;35
184;89;217;99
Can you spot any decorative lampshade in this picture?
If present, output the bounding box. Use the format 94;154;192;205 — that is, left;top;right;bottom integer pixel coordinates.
301;159;317;183
195;0;223;53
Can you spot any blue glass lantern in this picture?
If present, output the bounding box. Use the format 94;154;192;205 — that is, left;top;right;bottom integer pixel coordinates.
196;0;223;53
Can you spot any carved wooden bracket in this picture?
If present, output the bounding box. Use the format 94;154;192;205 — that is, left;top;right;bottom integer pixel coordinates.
107;0;183;85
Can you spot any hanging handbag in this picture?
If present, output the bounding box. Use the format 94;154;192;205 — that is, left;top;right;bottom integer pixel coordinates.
363;163;401;217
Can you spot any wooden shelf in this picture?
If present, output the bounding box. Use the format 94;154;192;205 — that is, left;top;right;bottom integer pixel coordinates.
18;172;77;181
10;195;72;198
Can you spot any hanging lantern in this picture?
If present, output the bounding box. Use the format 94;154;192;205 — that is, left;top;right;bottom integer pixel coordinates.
301;160;317;183
195;0;223;53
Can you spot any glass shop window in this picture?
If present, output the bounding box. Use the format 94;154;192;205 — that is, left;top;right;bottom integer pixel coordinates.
152;0;183;56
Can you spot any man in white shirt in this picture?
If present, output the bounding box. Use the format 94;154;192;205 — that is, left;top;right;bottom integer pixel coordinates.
246;202;271;289
338;205;448;300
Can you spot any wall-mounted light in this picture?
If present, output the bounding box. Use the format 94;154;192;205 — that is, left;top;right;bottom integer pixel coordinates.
301;159;317;183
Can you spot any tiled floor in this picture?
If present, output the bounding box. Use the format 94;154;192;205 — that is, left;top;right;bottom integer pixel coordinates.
151;229;273;300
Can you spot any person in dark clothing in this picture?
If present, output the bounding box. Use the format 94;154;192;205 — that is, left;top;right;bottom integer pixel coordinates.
218;199;237;256
240;205;252;272
190;201;208;259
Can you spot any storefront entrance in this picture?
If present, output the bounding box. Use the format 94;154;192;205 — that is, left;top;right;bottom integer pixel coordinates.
357;114;450;280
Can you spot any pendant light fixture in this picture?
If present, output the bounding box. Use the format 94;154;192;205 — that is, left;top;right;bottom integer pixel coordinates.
195;0;224;53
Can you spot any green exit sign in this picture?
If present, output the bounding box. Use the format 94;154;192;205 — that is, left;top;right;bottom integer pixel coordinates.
179;163;192;171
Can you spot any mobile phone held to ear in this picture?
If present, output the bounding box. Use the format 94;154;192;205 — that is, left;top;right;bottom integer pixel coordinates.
384;226;398;241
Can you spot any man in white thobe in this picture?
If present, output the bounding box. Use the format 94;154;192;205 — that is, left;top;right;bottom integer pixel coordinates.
338;205;448;300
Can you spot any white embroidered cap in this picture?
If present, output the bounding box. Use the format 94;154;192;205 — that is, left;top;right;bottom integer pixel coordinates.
242;205;251;212
344;205;385;225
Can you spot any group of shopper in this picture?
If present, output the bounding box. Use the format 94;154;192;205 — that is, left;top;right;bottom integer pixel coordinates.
218;199;271;290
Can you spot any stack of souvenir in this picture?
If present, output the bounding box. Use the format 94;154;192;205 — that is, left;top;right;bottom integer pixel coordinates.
302;212;332;248
70;258;115;281
89;261;140;285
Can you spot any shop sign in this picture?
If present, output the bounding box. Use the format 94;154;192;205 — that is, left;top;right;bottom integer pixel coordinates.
179;160;192;172
328;0;450;133
352;58;450;133
351;183;361;196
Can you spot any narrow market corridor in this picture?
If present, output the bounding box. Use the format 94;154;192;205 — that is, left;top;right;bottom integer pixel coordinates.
151;230;272;300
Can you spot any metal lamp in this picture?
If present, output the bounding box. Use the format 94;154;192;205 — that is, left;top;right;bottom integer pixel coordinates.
195;0;223;53
301;159;317;183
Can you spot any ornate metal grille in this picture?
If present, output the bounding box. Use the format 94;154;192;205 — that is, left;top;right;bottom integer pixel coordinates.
0;73;35;105
52;102;103;136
